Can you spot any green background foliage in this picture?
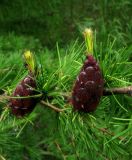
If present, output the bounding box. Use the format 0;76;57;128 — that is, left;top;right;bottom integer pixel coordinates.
0;1;132;160
0;0;131;46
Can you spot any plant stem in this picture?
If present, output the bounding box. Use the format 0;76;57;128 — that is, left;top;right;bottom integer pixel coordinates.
40;100;66;112
60;86;132;99
103;86;132;96
1;86;131;112
40;86;132;113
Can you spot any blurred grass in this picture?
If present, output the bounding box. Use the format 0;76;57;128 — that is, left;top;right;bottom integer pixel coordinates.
0;0;131;47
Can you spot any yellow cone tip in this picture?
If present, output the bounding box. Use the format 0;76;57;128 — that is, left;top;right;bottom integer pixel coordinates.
83;28;93;38
23;50;35;74
83;28;93;54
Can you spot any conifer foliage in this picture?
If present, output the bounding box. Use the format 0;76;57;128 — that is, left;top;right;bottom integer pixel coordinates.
0;1;132;158
0;31;131;160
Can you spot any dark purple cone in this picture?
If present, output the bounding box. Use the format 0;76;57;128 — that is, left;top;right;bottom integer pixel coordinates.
9;75;37;117
72;55;104;112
